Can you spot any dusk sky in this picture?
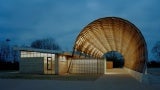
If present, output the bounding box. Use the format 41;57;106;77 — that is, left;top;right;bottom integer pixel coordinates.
0;0;160;59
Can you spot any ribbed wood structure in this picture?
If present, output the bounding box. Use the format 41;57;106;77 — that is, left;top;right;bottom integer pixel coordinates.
74;17;147;72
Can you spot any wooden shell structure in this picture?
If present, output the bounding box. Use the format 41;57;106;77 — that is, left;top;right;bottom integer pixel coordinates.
74;17;147;72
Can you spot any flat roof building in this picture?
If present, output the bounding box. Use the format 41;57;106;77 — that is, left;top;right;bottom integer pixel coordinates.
15;47;104;75
14;17;148;81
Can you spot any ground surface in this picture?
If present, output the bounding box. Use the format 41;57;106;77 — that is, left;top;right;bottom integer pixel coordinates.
0;69;160;90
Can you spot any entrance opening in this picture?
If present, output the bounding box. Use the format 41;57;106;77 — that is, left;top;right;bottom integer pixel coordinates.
104;51;124;68
47;57;52;70
104;51;126;74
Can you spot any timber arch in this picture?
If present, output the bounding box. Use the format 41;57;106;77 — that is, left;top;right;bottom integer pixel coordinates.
74;17;147;73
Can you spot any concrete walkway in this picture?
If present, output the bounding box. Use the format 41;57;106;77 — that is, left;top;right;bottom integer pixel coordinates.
0;69;159;90
0;74;158;90
105;68;129;74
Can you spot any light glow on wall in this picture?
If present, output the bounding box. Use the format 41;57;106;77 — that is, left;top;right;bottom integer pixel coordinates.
59;56;66;62
21;51;55;60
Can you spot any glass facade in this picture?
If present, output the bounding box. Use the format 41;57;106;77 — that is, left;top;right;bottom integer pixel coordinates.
20;51;56;74
69;59;104;74
21;51;55;59
20;51;104;75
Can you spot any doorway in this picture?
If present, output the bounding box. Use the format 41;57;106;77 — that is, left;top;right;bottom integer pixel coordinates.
104;51;126;74
104;51;124;68
47;57;52;70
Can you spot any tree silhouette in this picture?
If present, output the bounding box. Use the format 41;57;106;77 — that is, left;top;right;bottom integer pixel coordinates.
152;41;160;62
104;51;124;68
0;40;19;70
31;38;61;50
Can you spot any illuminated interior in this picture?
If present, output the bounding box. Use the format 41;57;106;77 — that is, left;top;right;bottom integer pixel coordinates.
74;17;147;72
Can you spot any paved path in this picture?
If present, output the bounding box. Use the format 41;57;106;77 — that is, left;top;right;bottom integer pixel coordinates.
0;75;158;90
105;68;129;74
0;69;159;90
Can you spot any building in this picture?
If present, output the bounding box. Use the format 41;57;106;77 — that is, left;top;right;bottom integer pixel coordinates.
15;47;70;75
15;17;148;81
15;47;104;75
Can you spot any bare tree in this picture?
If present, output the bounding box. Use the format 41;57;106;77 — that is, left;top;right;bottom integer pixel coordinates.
0;41;11;61
152;41;160;61
31;38;61;50
0;40;19;62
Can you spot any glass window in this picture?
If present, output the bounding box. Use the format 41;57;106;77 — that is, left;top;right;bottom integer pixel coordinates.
47;57;52;70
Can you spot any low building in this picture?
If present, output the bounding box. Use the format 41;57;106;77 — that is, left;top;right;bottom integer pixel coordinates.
15;47;72;75
15;47;105;75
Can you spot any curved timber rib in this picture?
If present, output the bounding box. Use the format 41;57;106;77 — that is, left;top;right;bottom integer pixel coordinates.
74;17;148;72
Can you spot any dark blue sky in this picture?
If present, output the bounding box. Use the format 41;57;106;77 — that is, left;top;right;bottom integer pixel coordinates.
0;0;160;59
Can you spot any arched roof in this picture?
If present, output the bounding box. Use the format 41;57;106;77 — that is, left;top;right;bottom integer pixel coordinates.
74;17;147;72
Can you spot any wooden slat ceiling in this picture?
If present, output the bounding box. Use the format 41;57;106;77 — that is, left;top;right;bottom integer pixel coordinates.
74;17;148;72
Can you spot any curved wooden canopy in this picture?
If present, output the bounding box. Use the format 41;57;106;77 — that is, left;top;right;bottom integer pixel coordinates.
74;17;147;72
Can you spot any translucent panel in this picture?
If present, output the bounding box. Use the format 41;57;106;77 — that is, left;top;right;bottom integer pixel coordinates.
47;53;52;57
59;56;66;62
20;51;55;59
36;52;41;57
69;59;104;74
